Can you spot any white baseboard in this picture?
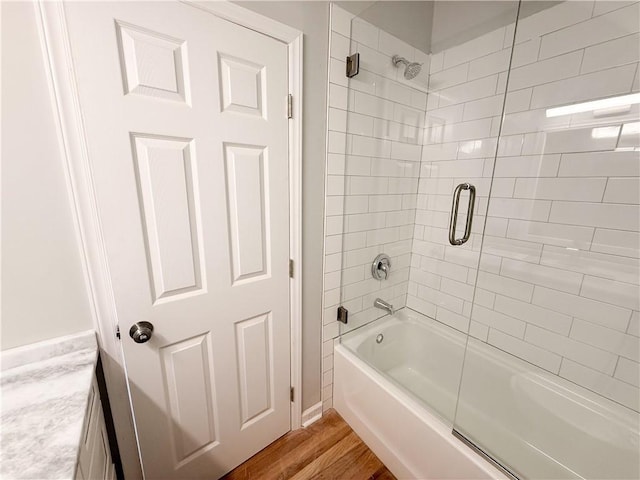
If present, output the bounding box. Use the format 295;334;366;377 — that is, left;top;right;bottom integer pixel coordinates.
301;401;323;427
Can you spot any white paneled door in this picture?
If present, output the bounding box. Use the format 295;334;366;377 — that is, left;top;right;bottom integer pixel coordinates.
63;2;291;478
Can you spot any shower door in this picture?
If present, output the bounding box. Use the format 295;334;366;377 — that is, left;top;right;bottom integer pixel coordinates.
329;0;520;425
453;1;640;479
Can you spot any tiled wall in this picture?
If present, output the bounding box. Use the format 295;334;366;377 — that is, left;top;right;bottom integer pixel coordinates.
321;5;429;411
413;0;640;412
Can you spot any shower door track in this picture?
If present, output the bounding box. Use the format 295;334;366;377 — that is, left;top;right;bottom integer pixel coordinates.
452;429;521;480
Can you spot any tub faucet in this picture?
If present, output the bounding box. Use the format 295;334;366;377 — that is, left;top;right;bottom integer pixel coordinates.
374;298;395;315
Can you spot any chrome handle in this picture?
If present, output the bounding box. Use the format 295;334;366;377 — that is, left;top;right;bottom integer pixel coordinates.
371;253;391;280
448;183;476;246
129;321;154;344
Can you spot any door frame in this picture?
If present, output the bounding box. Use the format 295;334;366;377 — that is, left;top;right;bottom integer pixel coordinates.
36;2;303;478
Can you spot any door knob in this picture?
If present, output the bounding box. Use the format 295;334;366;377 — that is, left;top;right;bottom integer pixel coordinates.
129;321;154;343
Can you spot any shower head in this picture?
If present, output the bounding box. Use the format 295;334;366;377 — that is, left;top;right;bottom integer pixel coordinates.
392;55;422;80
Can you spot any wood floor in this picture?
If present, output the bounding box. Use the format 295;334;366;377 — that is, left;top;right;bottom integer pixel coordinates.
222;409;396;480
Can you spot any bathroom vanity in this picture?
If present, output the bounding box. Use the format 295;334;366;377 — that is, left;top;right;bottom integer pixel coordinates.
0;331;115;479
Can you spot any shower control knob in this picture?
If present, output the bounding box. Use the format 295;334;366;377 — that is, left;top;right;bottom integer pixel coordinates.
129;321;154;344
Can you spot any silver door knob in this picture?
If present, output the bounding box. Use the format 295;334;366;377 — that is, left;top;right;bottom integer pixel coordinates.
129;321;154;343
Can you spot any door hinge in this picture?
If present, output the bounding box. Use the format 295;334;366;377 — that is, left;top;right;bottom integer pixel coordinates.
289;259;294;278
116;325;121;340
290;386;294;402
287;94;293;119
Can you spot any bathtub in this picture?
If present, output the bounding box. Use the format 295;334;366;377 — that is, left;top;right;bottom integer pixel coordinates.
334;308;640;480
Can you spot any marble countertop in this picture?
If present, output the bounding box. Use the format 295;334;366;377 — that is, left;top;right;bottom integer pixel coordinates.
1;331;98;479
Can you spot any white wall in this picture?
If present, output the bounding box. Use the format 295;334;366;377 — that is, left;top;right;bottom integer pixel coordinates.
232;1;330;412
1;2;93;350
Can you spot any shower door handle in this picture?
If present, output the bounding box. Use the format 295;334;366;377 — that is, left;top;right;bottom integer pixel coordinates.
448;183;476;246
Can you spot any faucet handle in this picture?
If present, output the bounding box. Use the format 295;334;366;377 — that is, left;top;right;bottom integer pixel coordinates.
372;253;391;280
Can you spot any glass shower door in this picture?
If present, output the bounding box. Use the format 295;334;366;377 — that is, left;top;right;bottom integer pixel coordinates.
453;1;640;478
332;0;520;426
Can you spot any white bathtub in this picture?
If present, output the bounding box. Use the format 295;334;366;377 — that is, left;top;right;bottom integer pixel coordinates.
334;308;640;480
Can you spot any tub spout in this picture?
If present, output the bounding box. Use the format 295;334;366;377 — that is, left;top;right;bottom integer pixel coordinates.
374;298;395;315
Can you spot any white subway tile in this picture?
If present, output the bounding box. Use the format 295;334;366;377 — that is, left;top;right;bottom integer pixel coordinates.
533;286;631;331
343;195;369;215
615;357;640;387
463;95;504;121
345;155;371;176
571;318;639;362
441;277;475;302
504;88;533;114
351;18;379;49
497;134;524;157
511;37;541;68
479;252;503;274
417;284;464;314
433;307;468;333
330;32;350;61
326;175;345;196
429;63;469;90
560;359;639;411
539;3;640;59
438;75;499;107
514;177;607;201
427;104;465;123
507;219;593;250
472;305;525;337
469;321;489;341
328;132;347;155
346;212;386;233
593;1;637;16
442;118;493;143
501;258;583;294
477;271;534;302
432;159;485;179
501;108;571;136
488;328;562;373
346;112;374;136
426;50;442;71
354;91;394;121
443;27;505;69
325;216;344;236
603;177;640;204
515;1;593;43
508;51;582;91
394;104;425;128
530;63;637;109
469;48;512;80
549;202;640;231
540;126;618;155
328;107;347;133
329;83;348;109
581;275;640;311
494;154;560;178
377;29;414;60
422;257;468;283
348;68;377;94
406;295;437;318
541;245;640;285
495;294;572;335
581;33;640;74
329;57;349;87
356;43;398;80
525;325;618;374
331;5;353;36
350;135;392;158
482;235;542;263
487;198;551;221
592;228;640;259
629;311;640;338
559;151;640;177
391;142;422;162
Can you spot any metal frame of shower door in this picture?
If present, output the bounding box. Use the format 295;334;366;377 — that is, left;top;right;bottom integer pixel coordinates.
36;2;304;478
